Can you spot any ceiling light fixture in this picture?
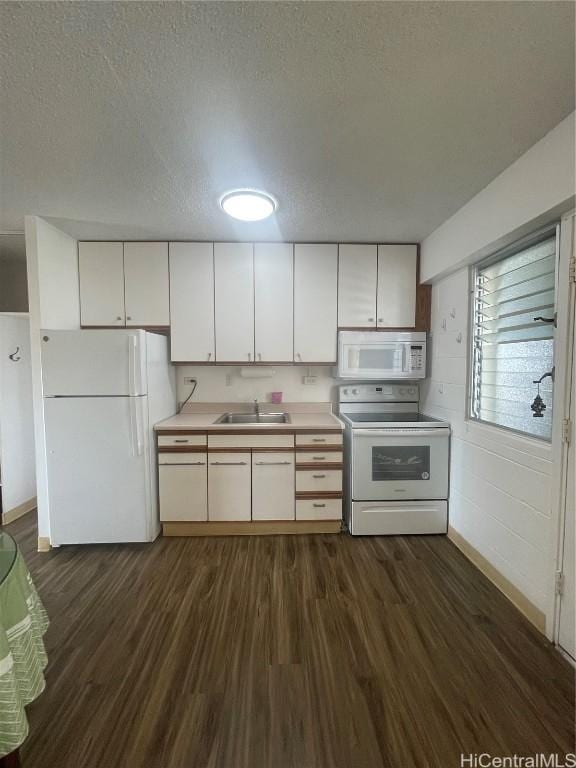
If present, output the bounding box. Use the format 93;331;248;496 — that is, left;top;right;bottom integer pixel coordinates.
219;189;277;221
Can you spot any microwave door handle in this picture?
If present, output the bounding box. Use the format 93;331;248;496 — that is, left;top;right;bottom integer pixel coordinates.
402;344;408;372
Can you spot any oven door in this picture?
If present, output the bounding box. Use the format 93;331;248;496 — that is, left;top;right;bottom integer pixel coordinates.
351;428;450;500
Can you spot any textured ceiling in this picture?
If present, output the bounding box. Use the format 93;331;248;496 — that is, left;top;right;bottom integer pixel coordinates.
0;1;574;242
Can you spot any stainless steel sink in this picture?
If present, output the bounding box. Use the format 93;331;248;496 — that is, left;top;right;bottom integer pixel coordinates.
214;412;290;425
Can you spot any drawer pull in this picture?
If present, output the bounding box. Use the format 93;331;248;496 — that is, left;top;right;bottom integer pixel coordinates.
255;461;292;466
174;439;189;443
312;438;326;443
210;461;248;466
312;456;326;460
312;474;326;479
162;461;206;466
313;503;326;508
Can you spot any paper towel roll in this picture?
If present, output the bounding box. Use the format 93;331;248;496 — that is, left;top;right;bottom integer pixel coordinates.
239;367;276;378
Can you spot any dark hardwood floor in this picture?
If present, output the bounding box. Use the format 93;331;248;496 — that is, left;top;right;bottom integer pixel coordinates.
5;513;574;768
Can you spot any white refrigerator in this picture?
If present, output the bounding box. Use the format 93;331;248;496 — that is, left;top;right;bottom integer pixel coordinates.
42;329;176;545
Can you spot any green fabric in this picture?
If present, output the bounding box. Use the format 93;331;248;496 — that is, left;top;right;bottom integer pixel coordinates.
0;550;49;757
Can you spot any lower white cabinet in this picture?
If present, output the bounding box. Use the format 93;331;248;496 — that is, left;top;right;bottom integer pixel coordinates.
252;452;295;520
208;452;251;521
159;456;208;522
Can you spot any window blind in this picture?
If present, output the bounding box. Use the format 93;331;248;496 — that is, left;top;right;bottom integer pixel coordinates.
471;229;558;440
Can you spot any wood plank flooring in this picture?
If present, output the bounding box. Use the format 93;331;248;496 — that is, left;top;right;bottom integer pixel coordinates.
5;513;575;768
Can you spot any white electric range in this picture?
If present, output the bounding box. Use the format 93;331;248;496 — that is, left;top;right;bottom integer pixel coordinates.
338;383;450;536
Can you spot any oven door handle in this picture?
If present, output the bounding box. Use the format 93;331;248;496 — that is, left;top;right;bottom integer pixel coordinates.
353;428;450;438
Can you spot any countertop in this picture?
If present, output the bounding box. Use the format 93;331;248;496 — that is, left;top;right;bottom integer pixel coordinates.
155;402;344;432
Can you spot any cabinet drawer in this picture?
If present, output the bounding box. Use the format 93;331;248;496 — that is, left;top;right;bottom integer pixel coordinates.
159;464;207;522
296;470;342;493
295;433;342;447
158;434;207;447
208;434;294;449
296;499;342;521
296;451;342;465
159;452;207;466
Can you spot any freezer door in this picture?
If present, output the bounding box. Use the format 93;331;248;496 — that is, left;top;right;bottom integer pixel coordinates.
45;396;155;544
41;329;147;396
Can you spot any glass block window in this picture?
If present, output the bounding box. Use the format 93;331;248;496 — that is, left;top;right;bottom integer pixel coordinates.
471;227;558;440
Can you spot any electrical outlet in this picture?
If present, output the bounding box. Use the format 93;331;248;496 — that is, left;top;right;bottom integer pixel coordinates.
184;377;197;385
303;375;317;385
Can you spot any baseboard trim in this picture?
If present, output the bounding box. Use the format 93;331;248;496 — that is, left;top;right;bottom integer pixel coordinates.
448;526;546;634
37;536;51;553
2;497;36;525
163;520;342;537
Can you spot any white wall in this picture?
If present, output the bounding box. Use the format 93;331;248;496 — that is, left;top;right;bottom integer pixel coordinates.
421;111;575;283
420;270;554;618
0;260;28;312
25;216;79;541
419;113;575;634
176;364;337;407
0;315;36;512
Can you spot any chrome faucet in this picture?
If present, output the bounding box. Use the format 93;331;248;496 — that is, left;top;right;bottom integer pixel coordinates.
253;399;260;418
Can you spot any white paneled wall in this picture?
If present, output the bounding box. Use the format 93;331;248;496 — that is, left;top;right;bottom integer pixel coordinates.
421;268;554;614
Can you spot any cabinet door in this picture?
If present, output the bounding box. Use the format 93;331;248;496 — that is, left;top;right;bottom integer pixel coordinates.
159;460;208;522
124;242;169;326
78;242;125;326
208;452;251;521
294;244;338;363
214;243;254;362
338;244;377;327
169;242;215;362
254;243;293;362
377;245;417;328
252;452;295;520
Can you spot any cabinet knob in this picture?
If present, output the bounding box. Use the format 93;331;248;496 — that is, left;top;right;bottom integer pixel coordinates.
377;318;383;323
207;352;212;360
126;316;132;321
368;317;374;323
258;353;262;362
116;316;122;321
296;353;302;362
247;352;252;361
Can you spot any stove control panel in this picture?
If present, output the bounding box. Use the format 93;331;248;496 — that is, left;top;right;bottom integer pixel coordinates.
339;383;419;402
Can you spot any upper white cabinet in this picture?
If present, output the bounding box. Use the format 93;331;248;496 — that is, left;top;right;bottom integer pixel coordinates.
254;243;293;362
377;245;418;328
214;243;254;362
123;242;169;327
169;243;215;362
294;244;338;363
79;241;169;327
78;242;125;326
338;244;377;327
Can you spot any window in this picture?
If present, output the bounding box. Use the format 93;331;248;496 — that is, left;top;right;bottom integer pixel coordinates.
470;226;558;440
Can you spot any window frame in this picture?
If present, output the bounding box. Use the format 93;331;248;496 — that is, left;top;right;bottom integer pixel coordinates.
467;223;560;442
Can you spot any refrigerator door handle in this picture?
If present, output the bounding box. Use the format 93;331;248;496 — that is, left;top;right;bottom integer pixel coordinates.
128;395;137;457
134;397;143;457
128;334;143;396
128;335;136;396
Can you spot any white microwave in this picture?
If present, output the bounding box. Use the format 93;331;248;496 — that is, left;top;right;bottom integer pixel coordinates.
337;331;427;380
